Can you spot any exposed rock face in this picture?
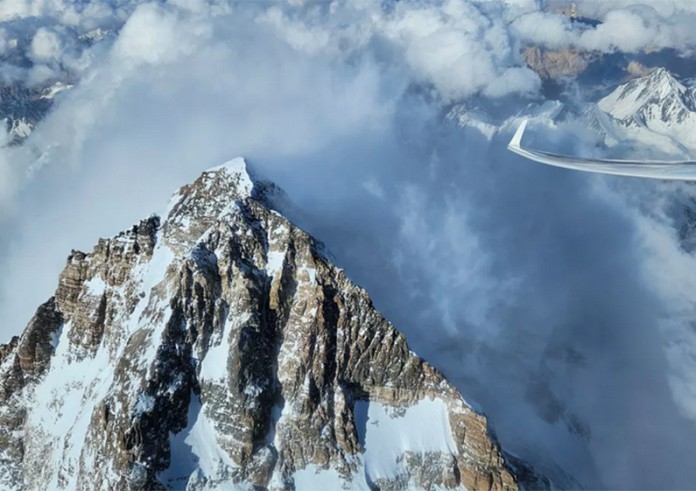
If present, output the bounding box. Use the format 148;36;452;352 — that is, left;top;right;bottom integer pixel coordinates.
523;46;590;80
0;158;519;490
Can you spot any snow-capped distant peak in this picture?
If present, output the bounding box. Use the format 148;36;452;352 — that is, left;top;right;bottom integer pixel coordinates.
598;67;689;121
592;67;696;151
643;67;684;90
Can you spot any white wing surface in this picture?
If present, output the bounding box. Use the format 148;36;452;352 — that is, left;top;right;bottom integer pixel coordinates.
507;119;696;181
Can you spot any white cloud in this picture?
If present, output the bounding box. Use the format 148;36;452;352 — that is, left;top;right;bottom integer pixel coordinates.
0;136;17;209
256;0;541;101
484;66;540;97
511;11;575;49
374;0;538;100
113;3;211;67
579;9;654;52
26;62;56;84
259;7;331;54
514;2;696;54
577;0;692;19
30;27;61;61
0;0;42;21
502;0;539;11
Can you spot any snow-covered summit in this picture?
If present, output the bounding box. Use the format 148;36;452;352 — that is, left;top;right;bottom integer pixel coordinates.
0;163;521;490
177;156;258;211
204;157;255;195
595;67;696;150
599;68;690;121
163;157;294;252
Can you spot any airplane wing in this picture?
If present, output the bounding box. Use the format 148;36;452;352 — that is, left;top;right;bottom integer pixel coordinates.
507;119;696;181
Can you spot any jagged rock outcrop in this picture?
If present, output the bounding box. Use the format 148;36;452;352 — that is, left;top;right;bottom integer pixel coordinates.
0;158;520;490
523;46;590;80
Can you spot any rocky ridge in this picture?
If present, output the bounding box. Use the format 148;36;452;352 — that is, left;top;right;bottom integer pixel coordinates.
0;158;519;490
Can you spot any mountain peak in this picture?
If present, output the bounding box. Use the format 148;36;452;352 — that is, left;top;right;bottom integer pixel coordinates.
647;66;672;79
185;156;256;204
203;157;255;196
163;157;291;251
206;156;250;173
598;66;692;125
644;67;684;91
0;162;522;490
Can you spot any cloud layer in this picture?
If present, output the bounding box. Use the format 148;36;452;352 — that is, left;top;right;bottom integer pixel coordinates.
2;1;696;489
516;1;696;54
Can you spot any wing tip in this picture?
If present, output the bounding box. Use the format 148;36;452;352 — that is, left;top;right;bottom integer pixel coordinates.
508;119;528;150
